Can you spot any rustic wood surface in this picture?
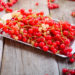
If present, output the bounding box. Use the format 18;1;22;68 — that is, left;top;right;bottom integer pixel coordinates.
0;0;75;75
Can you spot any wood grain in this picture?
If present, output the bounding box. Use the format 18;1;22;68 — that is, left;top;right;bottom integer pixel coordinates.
1;0;59;75
49;0;75;75
0;0;7;69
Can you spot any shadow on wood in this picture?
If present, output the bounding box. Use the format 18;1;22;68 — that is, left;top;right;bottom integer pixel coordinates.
4;38;68;61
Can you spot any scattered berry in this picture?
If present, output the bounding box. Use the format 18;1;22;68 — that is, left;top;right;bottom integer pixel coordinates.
0;0;18;12
62;68;75;75
71;11;75;17
35;2;39;6
47;0;59;10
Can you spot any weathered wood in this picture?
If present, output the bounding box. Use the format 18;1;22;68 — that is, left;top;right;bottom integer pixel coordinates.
49;0;75;75
0;0;7;69
50;0;75;23
0;36;3;69
1;0;59;75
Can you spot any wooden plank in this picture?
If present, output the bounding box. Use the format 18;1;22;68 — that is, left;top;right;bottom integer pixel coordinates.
1;0;59;75
50;0;75;23
0;37;3;69
49;0;75;75
0;0;7;69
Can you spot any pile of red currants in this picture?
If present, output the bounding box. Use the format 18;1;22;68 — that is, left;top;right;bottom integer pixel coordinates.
0;9;75;57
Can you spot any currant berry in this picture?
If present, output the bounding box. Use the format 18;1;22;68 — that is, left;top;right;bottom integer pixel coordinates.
43;46;48;51
5;8;13;12
45;35;52;40
34;42;38;47
35;2;39;6
0;23;3;28
62;68;68;74
60;44;65;49
0;7;4;11
28;29;33;34
7;2;13;7
47;40;52;45
69;58;74;63
23;37;27;42
63;30;69;36
64;39;70;46
39;42;45;48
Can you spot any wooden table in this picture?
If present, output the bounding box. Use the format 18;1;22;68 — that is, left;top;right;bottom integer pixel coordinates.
0;0;75;75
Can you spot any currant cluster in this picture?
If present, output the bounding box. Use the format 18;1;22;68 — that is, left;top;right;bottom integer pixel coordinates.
68;54;75;63
62;68;75;75
47;0;59;10
0;0;18;12
71;12;75;17
0;9;75;56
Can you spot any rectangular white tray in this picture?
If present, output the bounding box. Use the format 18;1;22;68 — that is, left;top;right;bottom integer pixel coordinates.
0;13;75;58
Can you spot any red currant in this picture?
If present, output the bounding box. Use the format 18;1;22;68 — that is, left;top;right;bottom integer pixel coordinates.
43;46;48;51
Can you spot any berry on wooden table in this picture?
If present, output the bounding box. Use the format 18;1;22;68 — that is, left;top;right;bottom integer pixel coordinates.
71;11;75;17
35;2;39;6
47;0;59;10
62;68;75;75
